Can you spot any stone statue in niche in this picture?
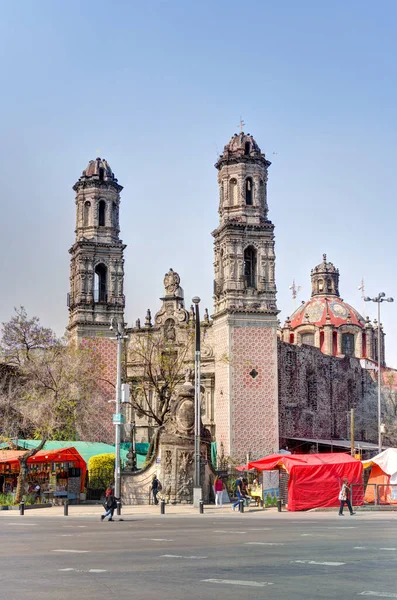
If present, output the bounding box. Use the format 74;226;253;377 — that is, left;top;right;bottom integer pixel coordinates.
164;318;176;342
164;268;180;296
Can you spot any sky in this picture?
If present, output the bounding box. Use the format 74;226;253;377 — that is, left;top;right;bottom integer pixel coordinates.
0;0;396;366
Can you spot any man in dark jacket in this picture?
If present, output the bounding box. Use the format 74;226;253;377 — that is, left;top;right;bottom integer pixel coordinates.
151;474;160;505
101;485;118;521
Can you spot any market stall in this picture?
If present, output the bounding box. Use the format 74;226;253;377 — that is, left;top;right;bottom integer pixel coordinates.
248;452;363;511
0;447;86;503
362;448;397;504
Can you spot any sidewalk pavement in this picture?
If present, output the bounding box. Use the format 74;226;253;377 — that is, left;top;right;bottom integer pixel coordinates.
1;503;397;520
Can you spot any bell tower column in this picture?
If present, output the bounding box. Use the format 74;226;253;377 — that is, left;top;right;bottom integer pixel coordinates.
212;132;279;461
67;158;126;341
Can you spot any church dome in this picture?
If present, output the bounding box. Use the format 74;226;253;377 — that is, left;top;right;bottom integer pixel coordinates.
289;296;365;330
215;131;271;169
81;158;117;182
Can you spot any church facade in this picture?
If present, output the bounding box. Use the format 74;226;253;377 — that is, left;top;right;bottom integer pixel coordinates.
67;132;381;460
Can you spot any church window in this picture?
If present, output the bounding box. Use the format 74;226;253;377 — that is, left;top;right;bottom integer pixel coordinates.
245;177;253;205
98;200;106;226
301;333;315;346
244;246;257;289
99;167;104;181
220;182;224;205
229;178;238;205
94;263;107;302
259;180;265;205
307;371;317;410
83;201;90;227
244;142;251;155
318;279;324;293
342;333;355;357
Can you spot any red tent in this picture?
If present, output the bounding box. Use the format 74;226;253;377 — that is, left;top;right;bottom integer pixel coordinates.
248;453;363;511
0;447;87;492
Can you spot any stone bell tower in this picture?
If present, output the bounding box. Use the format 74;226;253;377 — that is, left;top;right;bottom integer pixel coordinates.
212;131;279;460
67;158;126;340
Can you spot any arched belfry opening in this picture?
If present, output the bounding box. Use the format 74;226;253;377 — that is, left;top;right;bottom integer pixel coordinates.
244;246;257;289
83;201;90;227
245;178;253;205
98;200;106;226
94;263;107;302
229;178;238;205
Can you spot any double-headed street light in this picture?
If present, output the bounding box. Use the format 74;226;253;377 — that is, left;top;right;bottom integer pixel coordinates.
364;293;394;454
192;296;202;507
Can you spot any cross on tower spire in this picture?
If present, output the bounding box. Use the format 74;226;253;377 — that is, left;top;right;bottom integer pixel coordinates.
238;117;245;133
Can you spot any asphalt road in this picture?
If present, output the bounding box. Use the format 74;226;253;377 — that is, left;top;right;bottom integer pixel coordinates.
1;511;397;600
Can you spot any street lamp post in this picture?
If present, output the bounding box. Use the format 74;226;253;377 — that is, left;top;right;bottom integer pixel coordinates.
110;319;128;499
364;293;394;453
192;296;202;507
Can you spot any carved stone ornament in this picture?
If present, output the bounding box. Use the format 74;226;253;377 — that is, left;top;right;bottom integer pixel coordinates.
164;268;180;296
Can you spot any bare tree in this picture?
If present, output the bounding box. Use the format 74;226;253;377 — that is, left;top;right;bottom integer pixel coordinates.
0;308;107;501
127;327;193;460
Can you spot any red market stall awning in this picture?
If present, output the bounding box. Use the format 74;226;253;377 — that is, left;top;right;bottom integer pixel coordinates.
0;447;87;492
248;453;363;511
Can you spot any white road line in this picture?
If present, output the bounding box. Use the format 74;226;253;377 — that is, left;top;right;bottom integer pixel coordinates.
202;579;274;588
160;554;207;559
293;560;345;566
214;530;247;534
8;523;37;526
360;593;397;598
245;542;285;546
354;546;368;549
53;549;90;553
328;526;356;529
354;547;396;551
379;548;396;551
58;568;107;573
141;538;173;542
248;528;273;531
301;534;318;537
62;526;87;529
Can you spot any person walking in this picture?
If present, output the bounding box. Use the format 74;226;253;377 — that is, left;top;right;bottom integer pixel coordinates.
232;475;243;511
338;478;356;516
214;476;224;508
151;474;161;505
101;484;118;521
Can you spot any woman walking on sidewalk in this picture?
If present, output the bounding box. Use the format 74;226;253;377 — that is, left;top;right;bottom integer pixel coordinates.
214;476;224;508
338;478;356;516
101;485;118;521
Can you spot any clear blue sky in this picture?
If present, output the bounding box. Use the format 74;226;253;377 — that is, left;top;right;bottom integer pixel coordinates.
0;0;396;366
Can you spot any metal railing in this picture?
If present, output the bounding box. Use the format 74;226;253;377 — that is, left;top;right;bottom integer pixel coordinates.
351;483;397;506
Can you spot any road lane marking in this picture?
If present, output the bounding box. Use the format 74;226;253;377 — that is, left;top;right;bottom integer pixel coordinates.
354;547;396;551
301;534;318;537
244;541;282;547
161;554;207;560
327;526;356;529
214;530;247;534
360;593;397;598
202;579;274;587
59;568;107;573
8;523;37;526
141;538;173;542
248;528;273;531
53;549;90;553
293;560;345;566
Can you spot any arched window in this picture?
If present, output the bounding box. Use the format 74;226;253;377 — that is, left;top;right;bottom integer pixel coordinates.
94;264;107;302
244;142;250;155
302;333;315;346
244;246;257;289
229;178;238;205
99;167;104;181
220;182;224;205
342;333;355;357
83;201;90;227
317;279;324;293
98;200;106;226
245;178;253;205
